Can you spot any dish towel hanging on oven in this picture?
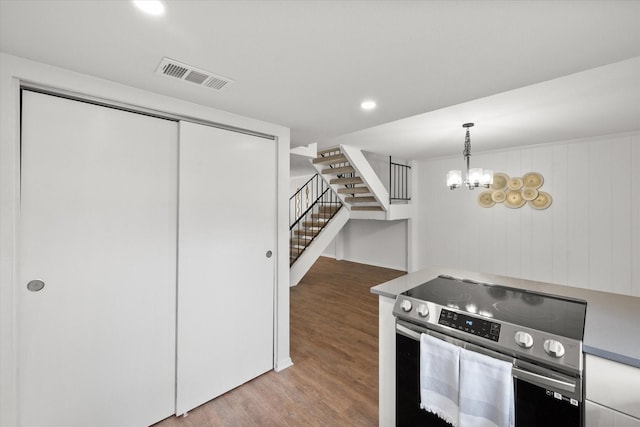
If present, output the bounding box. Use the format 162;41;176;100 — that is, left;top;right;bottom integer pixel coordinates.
459;347;514;427
420;333;460;426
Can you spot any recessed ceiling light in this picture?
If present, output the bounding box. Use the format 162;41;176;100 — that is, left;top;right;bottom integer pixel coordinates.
360;100;377;111
133;0;165;16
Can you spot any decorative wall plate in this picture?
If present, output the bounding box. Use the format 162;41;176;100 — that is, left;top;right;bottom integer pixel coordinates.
491;173;509;191
507;177;524;191
522;172;544;189
504;190;526;208
529;191;552;210
479;171;550;210
521;188;539;201
491;190;506;203
478;191;495;208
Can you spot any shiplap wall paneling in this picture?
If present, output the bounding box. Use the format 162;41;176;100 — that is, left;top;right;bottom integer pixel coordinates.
433;157;467;267
519;147;535;281
503;149;524;279
610;137;632;296
417;132;639;297
489;151;508;276
551;144;569;286
529;146;554;283
566;141;590;289
588;140;614;292
632;135;640;297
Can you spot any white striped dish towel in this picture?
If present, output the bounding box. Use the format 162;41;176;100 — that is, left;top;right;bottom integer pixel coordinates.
420;333;461;426
459;347;514;427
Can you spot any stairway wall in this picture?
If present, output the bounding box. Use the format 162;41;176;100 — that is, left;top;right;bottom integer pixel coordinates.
290;208;350;286
322;219;408;271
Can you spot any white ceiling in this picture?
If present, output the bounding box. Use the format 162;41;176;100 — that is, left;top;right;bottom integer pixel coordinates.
2;1;640;175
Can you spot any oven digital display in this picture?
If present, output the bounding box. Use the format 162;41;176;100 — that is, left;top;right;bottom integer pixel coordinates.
438;309;501;341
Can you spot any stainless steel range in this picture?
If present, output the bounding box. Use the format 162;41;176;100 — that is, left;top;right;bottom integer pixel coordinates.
393;275;587;427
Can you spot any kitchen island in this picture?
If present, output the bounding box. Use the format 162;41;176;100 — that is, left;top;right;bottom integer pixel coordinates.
372;267;640;427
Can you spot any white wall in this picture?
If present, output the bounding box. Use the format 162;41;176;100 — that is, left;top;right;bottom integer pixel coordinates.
323;219;408;271
290;172;315;195
416;132;640;297
1;53;291;427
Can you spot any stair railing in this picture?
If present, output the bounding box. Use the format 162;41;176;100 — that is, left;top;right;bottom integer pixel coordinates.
290;174;324;227
290;174;342;265
389;156;411;203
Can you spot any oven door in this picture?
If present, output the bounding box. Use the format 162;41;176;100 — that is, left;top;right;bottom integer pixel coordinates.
396;321;584;427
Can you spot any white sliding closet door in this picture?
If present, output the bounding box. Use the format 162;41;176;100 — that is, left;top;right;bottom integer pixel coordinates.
18;91;178;427
176;121;276;415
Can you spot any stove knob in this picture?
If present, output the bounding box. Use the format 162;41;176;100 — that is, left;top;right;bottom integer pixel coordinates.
514;331;534;349
417;304;429;318
543;339;565;358
400;299;413;312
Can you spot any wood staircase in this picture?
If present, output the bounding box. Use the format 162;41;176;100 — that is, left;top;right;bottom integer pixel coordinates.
290;203;341;265
313;147;384;212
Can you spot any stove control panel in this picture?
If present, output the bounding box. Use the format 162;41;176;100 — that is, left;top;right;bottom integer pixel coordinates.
438;309;501;342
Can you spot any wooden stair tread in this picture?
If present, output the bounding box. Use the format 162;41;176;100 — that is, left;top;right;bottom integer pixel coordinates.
310;213;336;220
317;147;341;156
302;220;328;227
345;196;377;203
337;187;370;194
312;154;347;165
316;205;341;212
321;166;354;175
330;177;363;185
293;229;320;237
350;205;384;211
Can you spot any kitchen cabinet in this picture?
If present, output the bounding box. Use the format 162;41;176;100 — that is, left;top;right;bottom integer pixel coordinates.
585;355;640;425
379;295;396;427
586;401;640;427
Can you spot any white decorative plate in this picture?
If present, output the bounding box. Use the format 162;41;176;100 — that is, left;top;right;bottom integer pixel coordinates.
491;190;506;203
505;190;526;208
521;188;539;201
522;172;544;189
478;191;495;208
529;191;552;210
491;173;509;191
507;177;524;191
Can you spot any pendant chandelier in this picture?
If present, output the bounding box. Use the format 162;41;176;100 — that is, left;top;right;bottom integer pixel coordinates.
446;123;493;190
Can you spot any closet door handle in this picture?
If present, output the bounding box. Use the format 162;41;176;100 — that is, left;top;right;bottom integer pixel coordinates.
265;250;273;258
27;280;45;292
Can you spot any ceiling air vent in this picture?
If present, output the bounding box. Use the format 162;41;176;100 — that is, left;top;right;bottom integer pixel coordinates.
155;57;235;91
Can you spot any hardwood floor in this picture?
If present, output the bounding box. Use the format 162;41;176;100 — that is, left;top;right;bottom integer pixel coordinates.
153;257;405;427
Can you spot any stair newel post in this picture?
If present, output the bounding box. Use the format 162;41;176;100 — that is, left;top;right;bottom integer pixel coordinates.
389;156;392;205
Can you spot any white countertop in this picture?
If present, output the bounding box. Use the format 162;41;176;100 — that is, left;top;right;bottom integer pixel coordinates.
371;267;640;368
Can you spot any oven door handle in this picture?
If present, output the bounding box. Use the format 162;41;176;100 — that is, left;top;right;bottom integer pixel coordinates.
396;322;578;395
512;366;576;394
396;323;422;341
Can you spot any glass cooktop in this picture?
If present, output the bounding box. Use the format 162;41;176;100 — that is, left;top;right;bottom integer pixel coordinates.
402;275;587;340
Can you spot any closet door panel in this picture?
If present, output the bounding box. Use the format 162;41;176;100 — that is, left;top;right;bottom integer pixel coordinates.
18;91;178;427
176;121;275;414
